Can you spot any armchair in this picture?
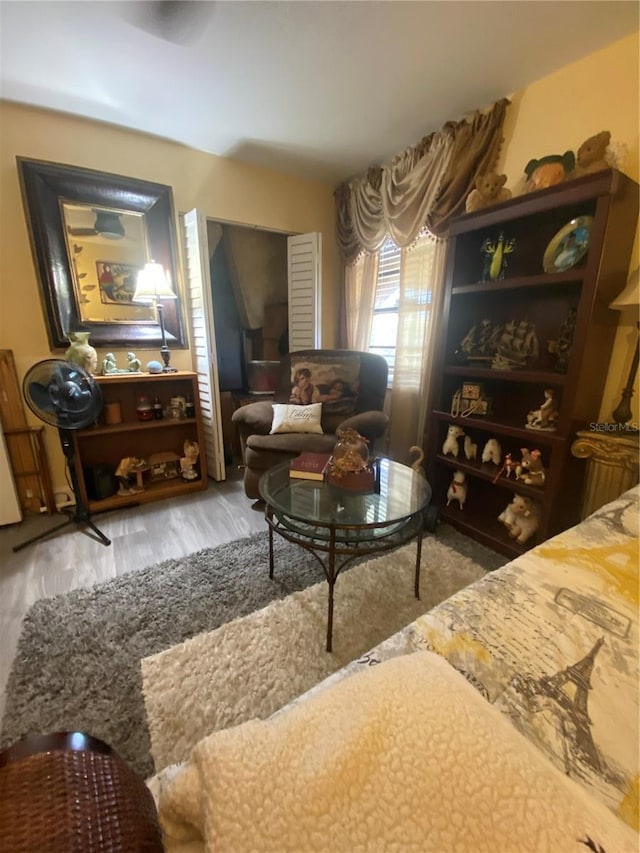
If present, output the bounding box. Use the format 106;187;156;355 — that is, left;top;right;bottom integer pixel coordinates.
232;350;389;498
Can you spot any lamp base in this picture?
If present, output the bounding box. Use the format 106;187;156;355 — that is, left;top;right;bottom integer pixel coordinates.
160;346;177;373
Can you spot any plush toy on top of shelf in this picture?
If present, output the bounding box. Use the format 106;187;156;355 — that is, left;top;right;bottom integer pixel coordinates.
523;151;575;192
465;172;512;213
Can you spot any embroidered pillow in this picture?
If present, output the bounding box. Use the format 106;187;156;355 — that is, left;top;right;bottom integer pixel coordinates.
284;355;360;416
270;403;324;435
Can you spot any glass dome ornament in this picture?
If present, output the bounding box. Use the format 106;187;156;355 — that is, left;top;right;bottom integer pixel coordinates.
329;427;370;476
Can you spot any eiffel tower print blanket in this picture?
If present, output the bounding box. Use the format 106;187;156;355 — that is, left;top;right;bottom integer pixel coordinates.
274;486;639;833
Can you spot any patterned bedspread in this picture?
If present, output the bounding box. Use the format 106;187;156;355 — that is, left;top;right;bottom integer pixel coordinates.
287;486;640;831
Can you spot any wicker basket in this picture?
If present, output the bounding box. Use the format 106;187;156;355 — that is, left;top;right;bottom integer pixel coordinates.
0;732;164;852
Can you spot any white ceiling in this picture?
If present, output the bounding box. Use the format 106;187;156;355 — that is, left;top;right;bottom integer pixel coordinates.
1;1;637;185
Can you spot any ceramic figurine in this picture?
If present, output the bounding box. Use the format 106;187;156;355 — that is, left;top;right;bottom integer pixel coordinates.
481;231;516;281
102;352;119;374
180;440;200;481
126;352;142;373
526;389;559;431
115;456;147;495
446;470;467;509
442;425;465;456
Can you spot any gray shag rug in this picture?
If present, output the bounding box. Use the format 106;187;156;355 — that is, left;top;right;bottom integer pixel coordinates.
1;527;505;778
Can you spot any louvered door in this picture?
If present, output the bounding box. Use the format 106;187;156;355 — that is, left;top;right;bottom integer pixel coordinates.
182;209;226;481
287;233;322;351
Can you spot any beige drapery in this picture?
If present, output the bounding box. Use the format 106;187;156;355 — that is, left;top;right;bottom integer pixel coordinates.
344;252;378;351
335;98;509;262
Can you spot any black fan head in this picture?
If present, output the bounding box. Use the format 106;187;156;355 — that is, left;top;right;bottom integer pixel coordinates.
24;359;102;429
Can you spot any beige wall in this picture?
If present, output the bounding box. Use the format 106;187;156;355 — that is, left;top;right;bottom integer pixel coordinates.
0;101;338;493
497;31;639;425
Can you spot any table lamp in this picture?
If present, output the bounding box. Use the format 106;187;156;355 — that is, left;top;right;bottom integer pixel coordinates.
133;261;178;372
609;266;639;426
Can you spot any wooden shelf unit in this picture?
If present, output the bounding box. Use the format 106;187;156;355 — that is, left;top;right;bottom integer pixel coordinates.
425;169;639;558
73;371;208;512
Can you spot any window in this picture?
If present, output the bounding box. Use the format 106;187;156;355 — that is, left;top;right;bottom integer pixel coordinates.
368;237;400;382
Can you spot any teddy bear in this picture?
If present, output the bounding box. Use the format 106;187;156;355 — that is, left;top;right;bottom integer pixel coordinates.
446;470;467;510
497;494;541;544
516;448;546;486
523;151;575;192
574;130;611;177
465;172;512;213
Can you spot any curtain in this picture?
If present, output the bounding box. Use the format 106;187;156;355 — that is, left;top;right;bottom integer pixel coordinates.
387;233;446;461
344;251;378;351
335;98;509;262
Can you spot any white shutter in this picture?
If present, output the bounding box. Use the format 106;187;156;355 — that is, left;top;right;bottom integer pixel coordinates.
287;232;321;351
182;208;226;481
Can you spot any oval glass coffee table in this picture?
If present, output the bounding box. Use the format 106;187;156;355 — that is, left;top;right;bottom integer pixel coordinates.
259;459;432;651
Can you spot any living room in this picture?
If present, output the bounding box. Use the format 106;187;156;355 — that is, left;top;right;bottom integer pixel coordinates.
0;3;639;849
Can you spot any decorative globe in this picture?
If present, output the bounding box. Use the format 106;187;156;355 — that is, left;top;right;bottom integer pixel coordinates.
146;360;163;374
332;428;370;474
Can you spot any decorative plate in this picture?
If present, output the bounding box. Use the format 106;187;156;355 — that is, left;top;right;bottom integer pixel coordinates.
543;215;594;273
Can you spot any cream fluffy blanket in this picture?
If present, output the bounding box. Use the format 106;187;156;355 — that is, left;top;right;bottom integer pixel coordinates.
155;652;636;852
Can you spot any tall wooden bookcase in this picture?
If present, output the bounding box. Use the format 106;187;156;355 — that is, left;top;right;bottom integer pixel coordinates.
425;169;638;557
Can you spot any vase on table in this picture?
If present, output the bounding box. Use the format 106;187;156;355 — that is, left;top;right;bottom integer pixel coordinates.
65;331;98;375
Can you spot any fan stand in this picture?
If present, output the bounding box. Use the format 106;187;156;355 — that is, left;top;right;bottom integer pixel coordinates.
12;429;111;553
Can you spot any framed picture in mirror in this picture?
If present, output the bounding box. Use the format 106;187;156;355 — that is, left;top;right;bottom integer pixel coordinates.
17;158;186;349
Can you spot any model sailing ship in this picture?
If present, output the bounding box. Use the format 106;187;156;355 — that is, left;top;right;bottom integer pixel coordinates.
455;318;539;370
492;319;539;369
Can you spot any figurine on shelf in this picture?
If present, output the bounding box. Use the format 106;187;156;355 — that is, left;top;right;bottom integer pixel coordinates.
492;452;518;483
463;435;477;461
115;457;148;495
526;389;559;431
547;306;577;374
481;231;516;281
126;352;142;373
442;425;465;457
446;470;467;509
481;438;502;465
180;440;200;481
102;352;118;375
497;494;541;544
516;448;546;486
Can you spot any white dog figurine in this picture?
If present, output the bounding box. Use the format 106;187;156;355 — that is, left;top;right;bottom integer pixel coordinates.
463;435;477;461
481;437;502;465
446;470;467;509
442;425;465;457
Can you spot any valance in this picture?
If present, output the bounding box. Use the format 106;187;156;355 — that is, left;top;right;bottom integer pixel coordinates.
335;98;509;262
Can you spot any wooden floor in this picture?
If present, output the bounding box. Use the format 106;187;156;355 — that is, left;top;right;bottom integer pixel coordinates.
0;468;267;725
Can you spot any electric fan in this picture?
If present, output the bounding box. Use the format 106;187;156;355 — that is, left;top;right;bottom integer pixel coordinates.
13;359;111;552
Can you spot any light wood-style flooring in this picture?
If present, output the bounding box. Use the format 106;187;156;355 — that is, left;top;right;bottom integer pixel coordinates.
0;469;267;725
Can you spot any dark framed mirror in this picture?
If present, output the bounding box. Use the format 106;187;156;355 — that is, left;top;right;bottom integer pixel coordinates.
17;157;186;349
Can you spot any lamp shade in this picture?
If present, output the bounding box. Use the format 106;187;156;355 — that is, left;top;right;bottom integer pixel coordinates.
133;262;176;303
609;267;639;311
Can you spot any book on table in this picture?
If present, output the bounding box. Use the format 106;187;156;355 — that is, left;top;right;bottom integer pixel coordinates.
289;452;332;480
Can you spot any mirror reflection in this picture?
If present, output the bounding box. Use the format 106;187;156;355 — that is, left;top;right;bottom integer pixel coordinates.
61;201;155;324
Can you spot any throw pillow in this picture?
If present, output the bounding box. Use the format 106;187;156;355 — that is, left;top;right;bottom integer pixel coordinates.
281;355;360;416
270;403;324;435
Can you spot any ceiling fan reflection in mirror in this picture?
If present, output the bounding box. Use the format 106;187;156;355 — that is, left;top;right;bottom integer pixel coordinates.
67;209;125;240
12;360;111;553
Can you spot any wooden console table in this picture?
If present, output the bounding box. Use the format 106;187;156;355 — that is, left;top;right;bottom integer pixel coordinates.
571;430;640;518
